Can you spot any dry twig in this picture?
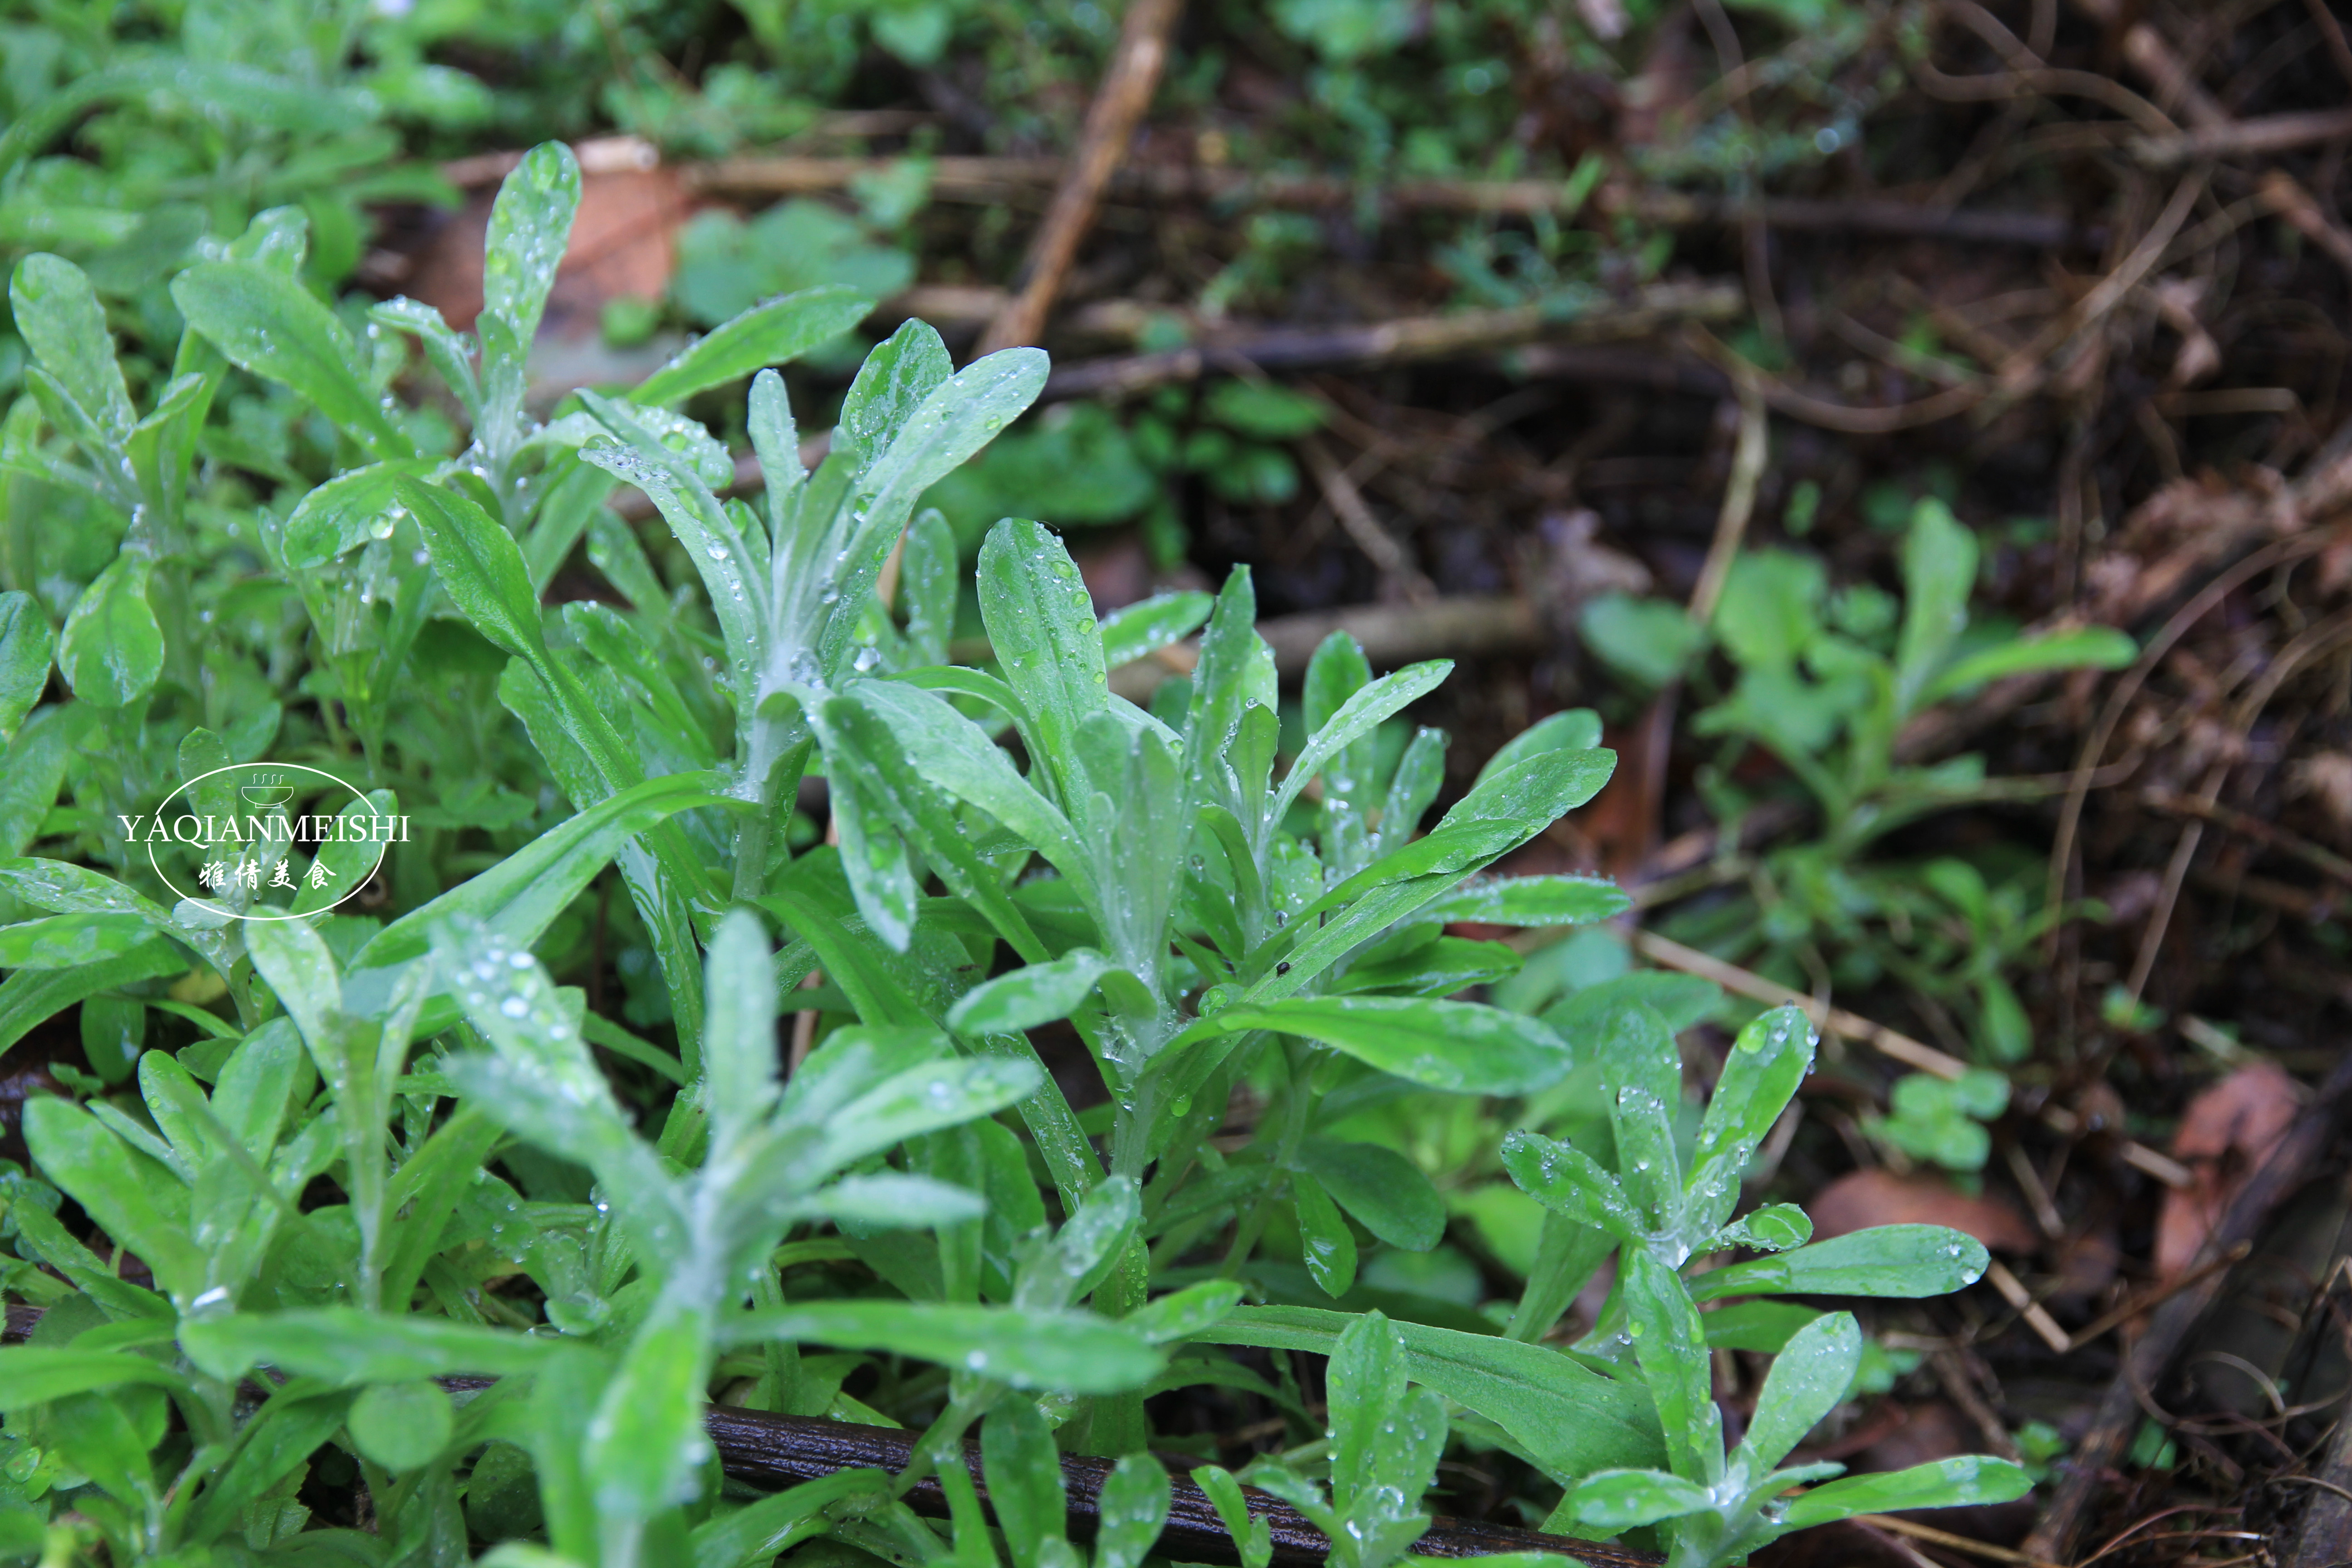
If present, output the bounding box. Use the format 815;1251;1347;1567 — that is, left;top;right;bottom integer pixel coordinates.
1043;283;1742;399
1297;435;1436;602
975;0;1184;354
681;157;2094;247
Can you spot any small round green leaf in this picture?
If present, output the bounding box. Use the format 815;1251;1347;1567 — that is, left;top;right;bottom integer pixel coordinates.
349;1380;453;1472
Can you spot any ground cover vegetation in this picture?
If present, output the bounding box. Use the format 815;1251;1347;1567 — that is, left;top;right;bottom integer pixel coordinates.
0;0;2349;1566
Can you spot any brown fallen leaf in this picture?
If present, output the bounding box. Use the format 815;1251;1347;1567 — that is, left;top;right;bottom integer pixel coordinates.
1808;1169;2039;1253
2156;1061;2300;1279
1854;1400;1971;1473
407;167;688;338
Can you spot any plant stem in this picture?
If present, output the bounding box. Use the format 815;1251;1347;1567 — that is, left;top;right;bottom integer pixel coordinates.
891;1395;981;1501
1219;1040;1316;1278
731;723;810;902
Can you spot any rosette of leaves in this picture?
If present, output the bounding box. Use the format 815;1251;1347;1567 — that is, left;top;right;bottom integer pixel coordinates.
1499;1001;2031;1562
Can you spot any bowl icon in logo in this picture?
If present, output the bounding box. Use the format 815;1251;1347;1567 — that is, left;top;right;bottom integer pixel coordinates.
240;784;296;808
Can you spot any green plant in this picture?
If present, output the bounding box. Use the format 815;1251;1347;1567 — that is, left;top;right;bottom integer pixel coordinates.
1580;498;2132;1055
1867;1068;2010;1173
1507;1004;2029;1565
0;135;2038;1568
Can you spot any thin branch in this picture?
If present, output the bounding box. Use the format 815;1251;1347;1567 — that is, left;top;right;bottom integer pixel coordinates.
975;0;1185;355
1044;283;1743;400
2133;105;2352;165
677;157;2097;246
1688;382;1769;624
1298;434;1435;602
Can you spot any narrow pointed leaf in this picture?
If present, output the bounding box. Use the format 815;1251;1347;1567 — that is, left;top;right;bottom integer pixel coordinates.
635;285;872;405
1687;1225;1989;1302
1196;1304;1664;1480
949;948;1117;1035
1776;1456;2032;1529
723;1301;1160;1393
1101;592;1215;668
1737;1310;1862;1473
179;1309;558;1384
1622;1250;1720;1484
1204;996;1571;1097
172;261;411;456
1500;1130;1642;1241
1273;659;1450;820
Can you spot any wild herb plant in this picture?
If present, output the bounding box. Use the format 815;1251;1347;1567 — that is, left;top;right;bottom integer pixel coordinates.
1504;1002;2028;1559
1581;498;2134;1062
0;141;2036;1568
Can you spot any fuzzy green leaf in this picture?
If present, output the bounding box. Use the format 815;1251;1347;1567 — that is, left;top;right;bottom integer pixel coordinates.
1500;1130;1641;1240
0;1347;195;1411
179;1309;559;1384
1776;1455;2032;1528
1688;1225;1989;1301
396;477;545;662
1622;1250;1720;1483
1274;659;1450;821
689;1468;891;1568
1095;1453;1171;1568
172;261;411;456
1291;1170;1359;1298
948;948;1118;1035
11;254;135;445
349;1381;455;1472
1204;996;1572;1097
984;1399;1068;1568
1737;1310;1861;1473
1296;1138;1445;1251
0;912;157;969
1923;624;2138;703
978;519;1108;801
0;593;54;744
1198;1303;1663;1481
1101;592;1215;668
1893;500;1975;715
723;1301;1161;1393
283;461;430;568
1565;1469;1710;1530
1417;875;1630;928
635;285;872;406
58;553;162;708
480;141;579;365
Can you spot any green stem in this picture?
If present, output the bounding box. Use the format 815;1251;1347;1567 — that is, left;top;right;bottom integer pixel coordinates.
731;725;809;903
891;1396;980;1502
1504;1211;1612;1342
1218;1040;1316;1278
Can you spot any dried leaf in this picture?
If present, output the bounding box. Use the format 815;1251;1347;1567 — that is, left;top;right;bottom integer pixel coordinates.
1808;1170;2036;1254
2157;1063;2300;1279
